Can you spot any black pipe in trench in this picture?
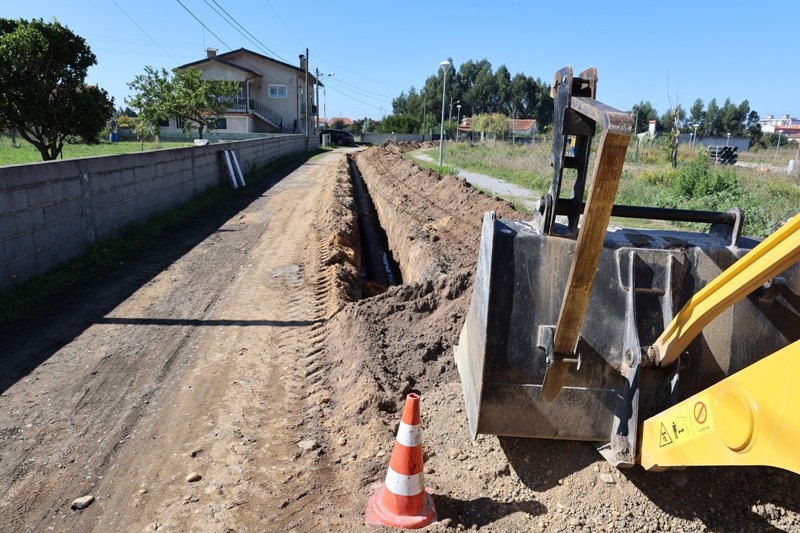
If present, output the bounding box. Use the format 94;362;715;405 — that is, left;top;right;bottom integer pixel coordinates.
348;158;399;287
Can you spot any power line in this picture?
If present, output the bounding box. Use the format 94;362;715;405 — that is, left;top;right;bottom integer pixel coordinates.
176;0;230;50
202;0;261;52
263;0;302;47
326;77;395;100
111;0;178;62
324;83;390;113
207;0;286;62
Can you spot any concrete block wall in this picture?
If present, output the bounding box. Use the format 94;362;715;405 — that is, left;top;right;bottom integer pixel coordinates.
1;134;315;289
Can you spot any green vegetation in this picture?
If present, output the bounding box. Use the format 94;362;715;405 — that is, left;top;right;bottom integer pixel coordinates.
0;137;193;165
0;18;114;160
0;149;320;326
423;139;799;238
126;66;240;140
422;140;551;191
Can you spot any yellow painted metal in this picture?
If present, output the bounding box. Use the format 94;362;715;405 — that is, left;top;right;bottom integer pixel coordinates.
652;212;800;367
641;339;800;474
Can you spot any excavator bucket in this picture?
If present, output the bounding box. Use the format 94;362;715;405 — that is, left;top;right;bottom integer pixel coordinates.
455;66;800;467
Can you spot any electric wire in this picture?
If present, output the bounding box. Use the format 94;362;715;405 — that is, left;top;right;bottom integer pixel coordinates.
207;0;286;62
176;0;231;50
324;83;390;113
111;0;178;62
326;77;395;100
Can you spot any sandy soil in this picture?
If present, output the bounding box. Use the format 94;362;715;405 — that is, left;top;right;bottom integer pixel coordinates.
1;143;798;532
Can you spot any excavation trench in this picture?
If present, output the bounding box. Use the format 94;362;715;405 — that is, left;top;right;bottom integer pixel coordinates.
348;156;402;294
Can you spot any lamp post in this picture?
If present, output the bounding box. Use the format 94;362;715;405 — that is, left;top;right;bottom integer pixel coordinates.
692;123;699;149
775;131;782;163
726;132;731;146
456;104;462;142
438;59;452;168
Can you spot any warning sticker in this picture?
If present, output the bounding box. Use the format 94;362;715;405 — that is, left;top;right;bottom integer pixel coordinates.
671;413;691;441
694;401;707;424
659;423;673;447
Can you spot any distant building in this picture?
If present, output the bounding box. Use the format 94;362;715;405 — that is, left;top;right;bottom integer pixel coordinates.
456;116;538;141
510;118;538;138
163;47;320;135
327;117;353;127
758;114;800;135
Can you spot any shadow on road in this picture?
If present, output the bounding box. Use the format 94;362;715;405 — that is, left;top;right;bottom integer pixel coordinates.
433;493;545;529
0;152;317;395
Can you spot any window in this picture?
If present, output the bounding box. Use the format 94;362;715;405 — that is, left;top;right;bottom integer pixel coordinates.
214;118;227;130
269;84;288;98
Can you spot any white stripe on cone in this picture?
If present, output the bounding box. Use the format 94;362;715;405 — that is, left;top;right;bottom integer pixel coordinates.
395;421;422;447
384;466;425;497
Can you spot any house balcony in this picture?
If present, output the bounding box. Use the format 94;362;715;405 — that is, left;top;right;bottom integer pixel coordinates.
227;97;282;130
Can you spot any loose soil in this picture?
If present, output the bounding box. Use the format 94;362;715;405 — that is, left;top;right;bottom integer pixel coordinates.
1;143;798;532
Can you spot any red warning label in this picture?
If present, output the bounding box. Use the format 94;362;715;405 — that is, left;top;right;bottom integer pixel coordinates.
694;401;707;424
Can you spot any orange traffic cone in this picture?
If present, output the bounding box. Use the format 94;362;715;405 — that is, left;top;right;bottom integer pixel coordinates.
365;392;437;529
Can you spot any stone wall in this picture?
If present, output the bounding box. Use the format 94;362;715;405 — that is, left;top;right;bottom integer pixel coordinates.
0;135;316;288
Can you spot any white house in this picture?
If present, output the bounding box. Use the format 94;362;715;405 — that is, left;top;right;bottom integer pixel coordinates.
164;48;319;135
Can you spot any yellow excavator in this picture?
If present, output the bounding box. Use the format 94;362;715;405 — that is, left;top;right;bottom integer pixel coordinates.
455;66;800;474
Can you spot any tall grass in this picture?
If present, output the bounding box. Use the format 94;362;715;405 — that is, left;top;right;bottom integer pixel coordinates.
425;141;552;192
425;139;799;238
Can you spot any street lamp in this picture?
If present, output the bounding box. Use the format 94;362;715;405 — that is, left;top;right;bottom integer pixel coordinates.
438;59;452;168
456;104;462;142
692;123;699;149
726;132;731;146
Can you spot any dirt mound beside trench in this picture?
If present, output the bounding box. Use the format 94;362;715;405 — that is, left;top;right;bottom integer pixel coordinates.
317;144;524;486
311;144;800;532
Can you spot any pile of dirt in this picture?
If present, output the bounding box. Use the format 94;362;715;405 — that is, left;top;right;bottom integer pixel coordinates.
315;144;525;488
3;142;798;532
311;144;800;531
380;140;439;154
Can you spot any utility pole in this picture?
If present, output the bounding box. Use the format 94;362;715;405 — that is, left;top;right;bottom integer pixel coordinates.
315;67;320;134
305;48;309;145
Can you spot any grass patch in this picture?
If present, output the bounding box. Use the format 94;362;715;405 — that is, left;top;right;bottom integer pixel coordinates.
423;141;551;192
0;137;194;165
416;160;460;176
0;149;320;327
433;139;799;238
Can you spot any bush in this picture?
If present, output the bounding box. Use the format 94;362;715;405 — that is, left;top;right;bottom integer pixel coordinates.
672;155;739;199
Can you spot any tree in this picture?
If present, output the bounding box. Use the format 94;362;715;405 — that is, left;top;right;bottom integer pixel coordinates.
689;98;705;132
718;98;742;136
392;91;409;115
631;101;658;134
0;18;114;160
471;113;509;141
494;65;512;115
127;66;239;140
705;99;720;136
377;114;420;134
660;104;685;134
746;110;762;145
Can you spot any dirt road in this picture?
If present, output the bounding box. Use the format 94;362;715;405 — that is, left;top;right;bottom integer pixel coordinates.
2;144;799;532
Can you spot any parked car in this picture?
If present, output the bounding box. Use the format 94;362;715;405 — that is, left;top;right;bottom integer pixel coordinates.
321;128;354;145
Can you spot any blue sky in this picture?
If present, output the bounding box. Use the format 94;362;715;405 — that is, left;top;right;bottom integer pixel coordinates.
5;1;799;122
